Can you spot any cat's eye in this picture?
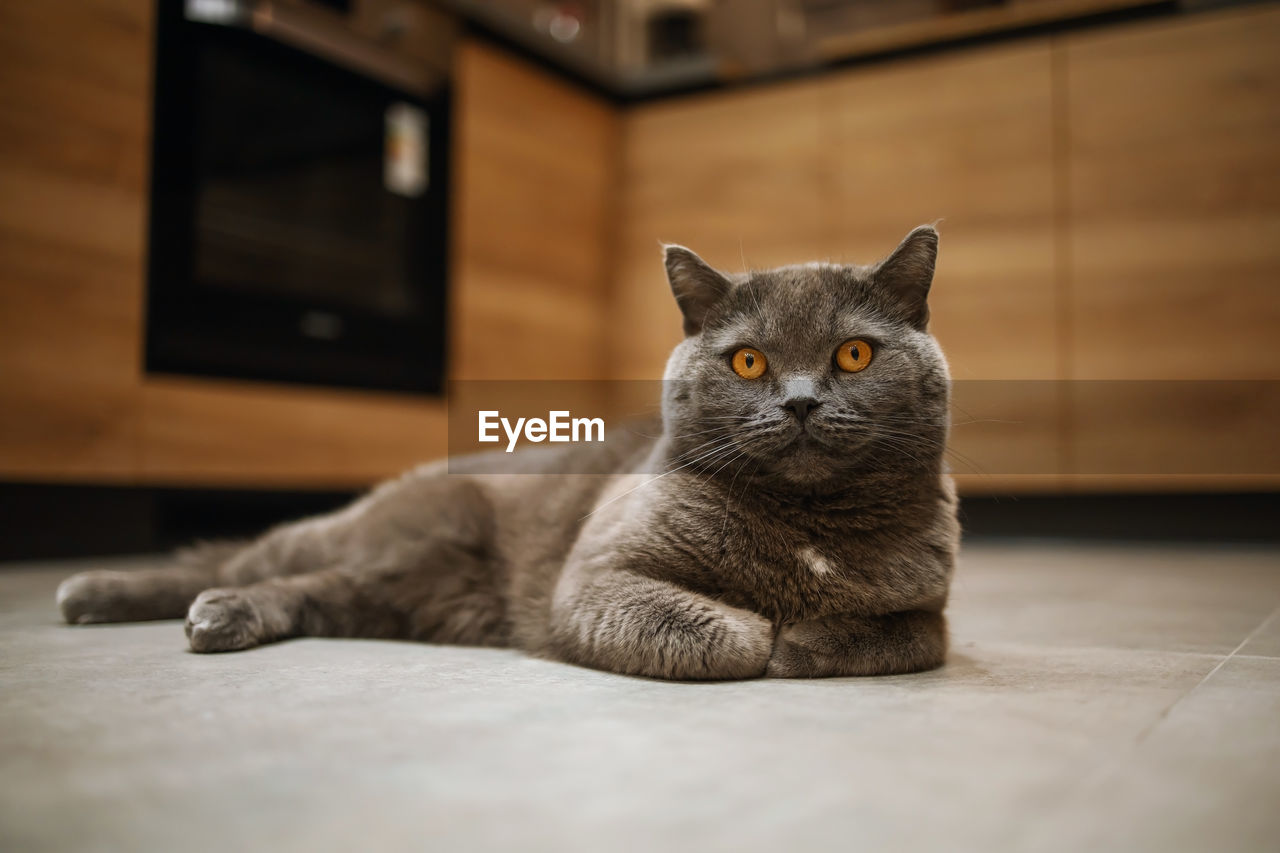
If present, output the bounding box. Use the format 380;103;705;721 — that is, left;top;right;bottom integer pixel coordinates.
835;339;873;373
731;347;767;380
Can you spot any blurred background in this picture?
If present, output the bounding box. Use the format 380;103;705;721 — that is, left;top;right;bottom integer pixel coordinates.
0;0;1277;557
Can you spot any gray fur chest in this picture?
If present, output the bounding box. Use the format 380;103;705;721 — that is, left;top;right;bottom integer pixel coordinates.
663;497;900;622
590;473;952;626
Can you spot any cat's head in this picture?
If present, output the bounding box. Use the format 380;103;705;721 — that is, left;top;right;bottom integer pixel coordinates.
660;225;950;493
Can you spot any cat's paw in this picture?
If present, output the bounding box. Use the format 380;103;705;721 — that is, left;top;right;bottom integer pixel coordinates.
185;589;264;653
765;623;821;678
56;571;130;624
715;607;775;679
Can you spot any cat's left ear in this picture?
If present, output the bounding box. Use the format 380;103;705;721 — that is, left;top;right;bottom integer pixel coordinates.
664;244;733;336
872;225;938;330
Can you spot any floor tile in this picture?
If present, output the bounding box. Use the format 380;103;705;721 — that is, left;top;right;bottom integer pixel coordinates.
2;544;1278;852
951;542;1280;655
1237;607;1280;658
1019;656;1280;853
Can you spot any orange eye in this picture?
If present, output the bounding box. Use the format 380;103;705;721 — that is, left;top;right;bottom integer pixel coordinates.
731;347;767;379
835;339;873;373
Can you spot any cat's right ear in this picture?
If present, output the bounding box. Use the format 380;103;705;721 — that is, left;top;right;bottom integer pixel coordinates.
872;225;938;330
663;244;733;336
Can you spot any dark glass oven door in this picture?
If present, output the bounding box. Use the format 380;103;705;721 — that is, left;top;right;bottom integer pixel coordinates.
147;3;449;395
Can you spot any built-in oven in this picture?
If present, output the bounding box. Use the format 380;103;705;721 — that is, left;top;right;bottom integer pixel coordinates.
147;0;454;395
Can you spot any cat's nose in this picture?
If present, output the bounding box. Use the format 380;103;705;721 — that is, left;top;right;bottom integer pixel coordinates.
782;396;821;422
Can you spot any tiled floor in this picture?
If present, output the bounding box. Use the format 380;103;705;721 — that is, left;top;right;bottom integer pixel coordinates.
1;542;1277;852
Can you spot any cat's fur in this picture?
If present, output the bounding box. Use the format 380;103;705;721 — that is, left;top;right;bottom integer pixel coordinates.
57;225;958;680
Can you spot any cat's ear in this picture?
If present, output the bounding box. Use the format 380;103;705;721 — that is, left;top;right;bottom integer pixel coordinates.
663;244;733;336
872;225;938;330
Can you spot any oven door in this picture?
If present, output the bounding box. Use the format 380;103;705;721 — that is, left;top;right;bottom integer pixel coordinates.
146;2;450;395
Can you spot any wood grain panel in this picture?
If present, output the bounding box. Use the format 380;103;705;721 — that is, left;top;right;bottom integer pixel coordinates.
0;0;151;481
1064;6;1280;489
1066;5;1280;381
138;377;448;488
450;42;618;381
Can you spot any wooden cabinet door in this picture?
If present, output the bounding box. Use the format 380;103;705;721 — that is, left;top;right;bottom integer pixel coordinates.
0;0;152;481
1064;6;1280;488
450;43;617;382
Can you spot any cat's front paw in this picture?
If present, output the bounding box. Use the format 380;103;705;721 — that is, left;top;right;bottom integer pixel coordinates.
185;589;264;653
708;607;775;680
765;623;819;678
766;620;853;678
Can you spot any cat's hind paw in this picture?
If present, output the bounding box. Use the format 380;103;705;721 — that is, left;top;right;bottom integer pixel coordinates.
57;571;132;625
185;589;264;653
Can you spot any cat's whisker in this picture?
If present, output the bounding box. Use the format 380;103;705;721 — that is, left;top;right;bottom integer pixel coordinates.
942;447;990;476
676;420;754;434
662;428;732;442
703;443;751;482
579;439;743;521
653;435;741;476
668;437;741;466
866;425;987;475
719;447;766;540
632;418;755;441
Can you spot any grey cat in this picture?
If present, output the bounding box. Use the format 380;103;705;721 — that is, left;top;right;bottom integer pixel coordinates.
56;225;958;680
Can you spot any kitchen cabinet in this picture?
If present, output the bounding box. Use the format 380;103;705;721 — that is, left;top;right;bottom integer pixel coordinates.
1;2;1275;492
611;4;1280;493
1063;5;1280;489
0;6;617;487
0;0;150;481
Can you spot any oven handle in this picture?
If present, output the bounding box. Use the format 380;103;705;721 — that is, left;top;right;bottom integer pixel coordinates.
189;0;448;97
